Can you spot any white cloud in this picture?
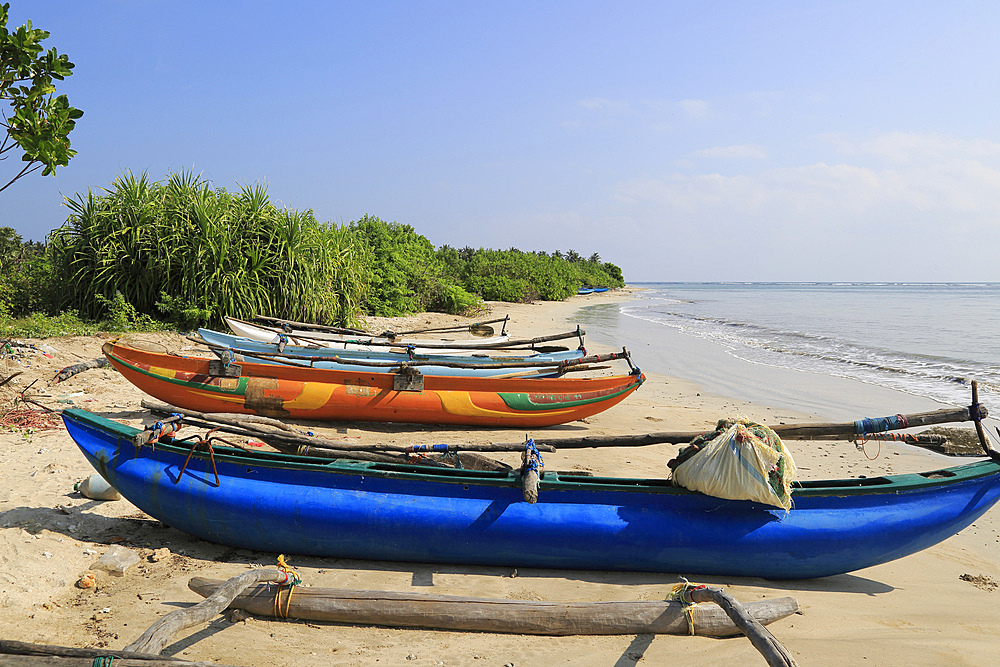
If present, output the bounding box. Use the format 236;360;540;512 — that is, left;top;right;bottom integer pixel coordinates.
694;144;769;160
577;97;631;113
615;132;1000;230
821;132;1000;163
677;98;710;119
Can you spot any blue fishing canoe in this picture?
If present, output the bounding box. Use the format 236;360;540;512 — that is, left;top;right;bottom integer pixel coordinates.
197;328;585;378
63;409;1000;579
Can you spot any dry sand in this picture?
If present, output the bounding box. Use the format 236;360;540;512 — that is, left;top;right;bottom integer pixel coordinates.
1;291;998;666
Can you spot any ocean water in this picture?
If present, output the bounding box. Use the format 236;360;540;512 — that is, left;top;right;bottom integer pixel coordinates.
575;283;1000;417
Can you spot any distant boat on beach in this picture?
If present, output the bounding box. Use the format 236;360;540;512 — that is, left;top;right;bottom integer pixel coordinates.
102;338;644;427
226;316;586;355
196;327;586;378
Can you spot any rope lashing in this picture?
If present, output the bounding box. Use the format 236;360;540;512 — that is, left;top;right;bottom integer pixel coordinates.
670;579;708;636
406;443;450;465
853;413;908;436
142;413;183;448
969;400;987;423
442;450;464;469
858;438;881;461
520;437;544;503
406;444;450;453
406;344;416;359
92;657;115;667
521;438;543;474
276;333;289;353
221;348;235;370
273;554;302;619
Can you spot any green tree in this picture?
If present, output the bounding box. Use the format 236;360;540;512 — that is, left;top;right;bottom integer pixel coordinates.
347;215;479;316
0;224;55;317
0;3;82;193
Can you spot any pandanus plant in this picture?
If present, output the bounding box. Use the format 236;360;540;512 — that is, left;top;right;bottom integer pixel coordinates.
48;169;367;329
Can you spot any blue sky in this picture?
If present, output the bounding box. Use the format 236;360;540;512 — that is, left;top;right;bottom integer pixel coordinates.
4;1;1000;281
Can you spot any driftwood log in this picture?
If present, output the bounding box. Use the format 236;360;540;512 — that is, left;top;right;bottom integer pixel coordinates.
125;569;293;655
0;656;226;667
49;357;110;384
188;577;798;638
0;640;232;666
686;586;799;666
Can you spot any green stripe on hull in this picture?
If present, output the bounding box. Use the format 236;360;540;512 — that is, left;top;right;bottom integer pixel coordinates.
498;374;643;411
109;351;250;397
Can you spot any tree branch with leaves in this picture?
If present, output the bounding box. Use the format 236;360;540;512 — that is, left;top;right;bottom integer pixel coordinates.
0;2;82;194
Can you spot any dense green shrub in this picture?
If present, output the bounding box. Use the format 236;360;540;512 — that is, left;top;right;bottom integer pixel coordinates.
0;226;59;318
436;246;624;303
346;216;480;316
48;170;367;329
5;176;626;330
0;310;97;338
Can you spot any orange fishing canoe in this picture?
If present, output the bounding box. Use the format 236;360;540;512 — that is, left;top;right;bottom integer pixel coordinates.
103;340;645;427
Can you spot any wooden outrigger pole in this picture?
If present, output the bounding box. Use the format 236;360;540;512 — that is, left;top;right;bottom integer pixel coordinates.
526;403;990;451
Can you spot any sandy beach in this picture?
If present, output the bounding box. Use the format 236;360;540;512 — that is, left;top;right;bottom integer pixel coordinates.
1;291;998;666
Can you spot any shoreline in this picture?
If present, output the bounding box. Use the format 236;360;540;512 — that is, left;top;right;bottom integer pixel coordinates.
0;294;998;665
573;286;950;423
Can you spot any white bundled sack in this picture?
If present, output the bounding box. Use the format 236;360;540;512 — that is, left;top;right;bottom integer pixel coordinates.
671;420;796;510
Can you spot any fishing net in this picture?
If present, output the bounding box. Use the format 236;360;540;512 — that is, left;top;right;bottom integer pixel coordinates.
669;419;797;510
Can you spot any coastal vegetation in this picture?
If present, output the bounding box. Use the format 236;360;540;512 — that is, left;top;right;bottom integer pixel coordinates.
1;170;624;335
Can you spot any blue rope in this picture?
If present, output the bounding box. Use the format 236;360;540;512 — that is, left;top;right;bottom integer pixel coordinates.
407;444;449;453
854;414;906;435
523;438;543;473
145;414;182;437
